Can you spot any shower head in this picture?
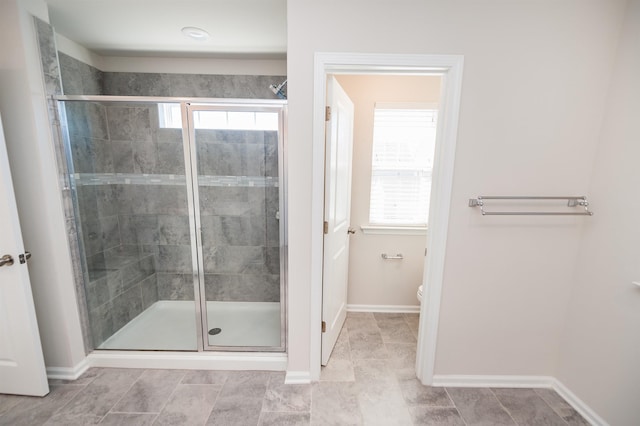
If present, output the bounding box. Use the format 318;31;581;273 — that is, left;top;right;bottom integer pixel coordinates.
269;79;287;99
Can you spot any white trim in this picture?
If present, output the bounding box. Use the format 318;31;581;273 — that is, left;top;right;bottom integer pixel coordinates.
553;378;608;426
86;351;287;371
360;225;427;235
433;375;608;426
375;101;439;110
46;358;90;381
415;55;464;386
432;374;555;388
311;52;464;383
55;33;105;70
347;304;420;313
284;371;312;384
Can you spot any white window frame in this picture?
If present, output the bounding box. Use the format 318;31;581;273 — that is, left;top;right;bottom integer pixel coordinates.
363;102;438;235
158;103;279;131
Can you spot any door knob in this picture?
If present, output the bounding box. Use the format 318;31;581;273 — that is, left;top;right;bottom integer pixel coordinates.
347;227;356;235
0;254;14;267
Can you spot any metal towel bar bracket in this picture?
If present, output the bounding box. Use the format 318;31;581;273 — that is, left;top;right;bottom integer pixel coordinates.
468;196;594;216
381;253;404;260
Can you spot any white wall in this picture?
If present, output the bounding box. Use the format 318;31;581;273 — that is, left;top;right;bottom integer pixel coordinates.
286;0;626;378
557;1;640;424
335;75;441;307
56;32;287;76
0;0;85;369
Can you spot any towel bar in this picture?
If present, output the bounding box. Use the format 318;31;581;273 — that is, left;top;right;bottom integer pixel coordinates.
468;196;594;216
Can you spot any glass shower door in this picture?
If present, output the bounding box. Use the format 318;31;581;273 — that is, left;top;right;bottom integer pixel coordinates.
188;104;285;350
58;99;198;351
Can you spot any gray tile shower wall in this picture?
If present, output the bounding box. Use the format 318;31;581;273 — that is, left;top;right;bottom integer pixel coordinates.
58;50;285;100
103;72;286;99
34;18;62;95
197;130;280;303
34;17;94;354
58;52;104;95
52;42;284;347
64;101;165;347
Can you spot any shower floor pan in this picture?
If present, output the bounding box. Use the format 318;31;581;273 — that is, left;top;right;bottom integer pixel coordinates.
98;300;281;350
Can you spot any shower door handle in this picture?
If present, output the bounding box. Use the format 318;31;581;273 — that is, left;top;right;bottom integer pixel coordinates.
0;254;14;267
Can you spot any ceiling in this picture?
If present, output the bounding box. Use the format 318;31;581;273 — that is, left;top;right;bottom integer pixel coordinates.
46;0;287;58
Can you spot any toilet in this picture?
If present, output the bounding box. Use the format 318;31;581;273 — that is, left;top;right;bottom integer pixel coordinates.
417;285;424;303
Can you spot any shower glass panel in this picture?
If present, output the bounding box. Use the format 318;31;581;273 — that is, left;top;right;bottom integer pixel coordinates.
57;97;286;353
58;99;198;351
189;105;284;350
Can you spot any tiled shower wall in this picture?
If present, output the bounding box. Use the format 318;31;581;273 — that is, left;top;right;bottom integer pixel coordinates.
58;52;286;99
35;17;285;349
197;130;281;302
60;53;281;345
64;102;281;346
64;101;173;346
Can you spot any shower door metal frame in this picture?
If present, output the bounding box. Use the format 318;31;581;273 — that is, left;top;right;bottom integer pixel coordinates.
185;101;288;353
53;95;287;354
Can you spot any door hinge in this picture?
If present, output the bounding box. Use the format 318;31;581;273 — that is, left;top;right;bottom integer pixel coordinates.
325;106;331;121
323;221;329;234
321;321;326;333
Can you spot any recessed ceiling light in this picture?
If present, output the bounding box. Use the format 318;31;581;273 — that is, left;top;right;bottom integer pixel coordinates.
181;26;210;41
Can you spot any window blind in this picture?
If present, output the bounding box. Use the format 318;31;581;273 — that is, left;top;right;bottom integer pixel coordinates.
369;107;438;225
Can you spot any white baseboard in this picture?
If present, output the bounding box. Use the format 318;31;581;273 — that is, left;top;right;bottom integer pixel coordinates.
46;358;90;381
347;304;420;313
285;371;311;384
432;374;555;388
552;378;608;426
87;351;287;371
432;374;606;426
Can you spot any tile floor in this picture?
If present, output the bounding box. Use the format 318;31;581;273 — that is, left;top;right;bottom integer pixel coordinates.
0;312;589;425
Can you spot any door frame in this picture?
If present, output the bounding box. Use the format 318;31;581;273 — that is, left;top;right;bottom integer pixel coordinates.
310;53;464;383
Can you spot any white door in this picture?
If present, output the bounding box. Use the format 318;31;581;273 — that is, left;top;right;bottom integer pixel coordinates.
321;76;355;365
0;115;49;396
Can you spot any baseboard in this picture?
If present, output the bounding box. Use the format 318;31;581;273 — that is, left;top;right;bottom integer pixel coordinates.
432;374;555;388
285;371;311;384
347;304;420;313
46;358;90;381
86;351;287;371
552;378;608;426
433;375;606;426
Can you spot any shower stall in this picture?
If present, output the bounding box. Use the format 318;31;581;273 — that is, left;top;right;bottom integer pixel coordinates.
56;96;286;353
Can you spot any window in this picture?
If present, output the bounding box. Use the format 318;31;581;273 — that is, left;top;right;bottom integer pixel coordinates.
158;103;279;131
368;103;438;227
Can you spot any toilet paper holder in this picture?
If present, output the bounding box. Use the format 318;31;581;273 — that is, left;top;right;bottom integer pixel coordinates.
381;253;403;260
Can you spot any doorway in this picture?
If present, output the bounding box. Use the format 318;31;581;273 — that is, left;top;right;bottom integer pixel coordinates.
311;53;464;383
321;73;442;372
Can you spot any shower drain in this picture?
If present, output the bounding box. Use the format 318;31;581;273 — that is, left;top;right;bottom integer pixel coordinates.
208;328;222;336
